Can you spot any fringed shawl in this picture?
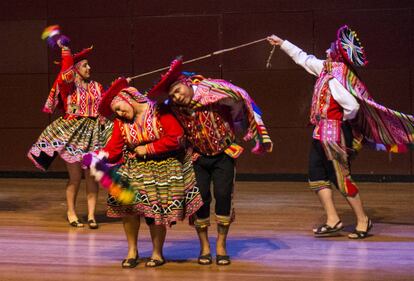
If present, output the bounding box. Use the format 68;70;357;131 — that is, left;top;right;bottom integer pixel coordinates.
191;78;273;154
328;62;414;153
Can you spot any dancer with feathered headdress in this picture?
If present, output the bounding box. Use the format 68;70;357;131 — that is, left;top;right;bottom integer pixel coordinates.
28;25;113;229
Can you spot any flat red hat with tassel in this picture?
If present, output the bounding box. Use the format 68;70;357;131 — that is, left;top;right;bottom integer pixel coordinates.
98;77;130;119
146;57;183;101
73;46;93;64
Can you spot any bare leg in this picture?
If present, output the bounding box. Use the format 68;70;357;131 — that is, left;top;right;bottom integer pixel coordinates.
122;215;140;260
195;226;212;264
345;194;369;231
215;224;231;265
65;162;83;225
148;224;167;263
316;188;342;227
84;169;99;224
196;227;211;255
216;224;229;256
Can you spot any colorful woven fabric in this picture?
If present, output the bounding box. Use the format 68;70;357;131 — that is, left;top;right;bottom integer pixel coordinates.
329;62;414;152
106;154;203;226
120;102;160;146
28;117;113;171
173;77;272;157
199;79;273;153
44;80;103;117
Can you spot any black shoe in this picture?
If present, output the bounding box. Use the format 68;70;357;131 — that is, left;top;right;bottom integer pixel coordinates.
313;220;343;237
87;219;99;229
348;218;373;239
145;257;166;267
198;253;212;265
67;218;84;228
121;254;139;268
216;255;231;266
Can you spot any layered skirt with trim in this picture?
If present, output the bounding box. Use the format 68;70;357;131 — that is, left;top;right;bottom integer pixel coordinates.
28;116;113;171
107;153;203;226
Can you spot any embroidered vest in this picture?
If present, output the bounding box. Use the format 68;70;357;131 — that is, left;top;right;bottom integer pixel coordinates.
311;72;343;141
66;81;102;117
119;103;161;148
173;104;235;156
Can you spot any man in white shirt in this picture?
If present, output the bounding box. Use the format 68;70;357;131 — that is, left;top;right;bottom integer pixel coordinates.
267;26;372;239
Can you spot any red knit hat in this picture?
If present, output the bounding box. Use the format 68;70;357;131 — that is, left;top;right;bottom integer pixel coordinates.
99;77;130;118
146;58;183;101
54;46;93;66
73;46;93;64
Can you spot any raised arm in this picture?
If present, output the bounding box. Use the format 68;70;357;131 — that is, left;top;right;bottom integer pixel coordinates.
267;35;324;76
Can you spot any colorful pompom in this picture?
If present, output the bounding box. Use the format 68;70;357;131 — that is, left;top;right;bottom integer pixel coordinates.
41;25;71;49
82;152;134;204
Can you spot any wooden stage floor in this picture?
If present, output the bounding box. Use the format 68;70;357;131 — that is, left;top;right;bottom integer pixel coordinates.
0;178;413;281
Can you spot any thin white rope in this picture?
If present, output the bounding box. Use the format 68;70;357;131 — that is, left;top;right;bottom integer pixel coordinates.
130;37;271;80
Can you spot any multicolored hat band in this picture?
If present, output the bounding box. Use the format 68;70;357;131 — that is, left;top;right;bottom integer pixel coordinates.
110;89;148;109
146;57;183;101
99;78;147;119
335;25;368;67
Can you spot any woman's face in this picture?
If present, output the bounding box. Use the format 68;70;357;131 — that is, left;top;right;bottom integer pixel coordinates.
75;59;91;80
168;83;194;106
111;100;134;121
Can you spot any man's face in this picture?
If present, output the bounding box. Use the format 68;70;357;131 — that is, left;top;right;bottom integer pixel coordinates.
75;59;91;80
168;83;194;106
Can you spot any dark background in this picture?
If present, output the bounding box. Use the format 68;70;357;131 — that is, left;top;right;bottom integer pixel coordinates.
0;0;413;178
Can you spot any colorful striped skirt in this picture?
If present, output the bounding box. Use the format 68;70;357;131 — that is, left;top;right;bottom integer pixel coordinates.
107;153;203;226
27;116;113;171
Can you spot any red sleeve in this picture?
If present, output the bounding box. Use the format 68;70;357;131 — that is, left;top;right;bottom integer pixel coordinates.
102;119;125;163
145;112;184;155
61;48;74;73
56;48;75;104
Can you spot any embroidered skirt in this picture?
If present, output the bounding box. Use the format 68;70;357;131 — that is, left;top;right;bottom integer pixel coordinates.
107;153;203;226
28;116;113;171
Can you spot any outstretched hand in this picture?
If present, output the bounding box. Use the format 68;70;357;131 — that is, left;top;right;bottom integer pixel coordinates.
267;35;284;46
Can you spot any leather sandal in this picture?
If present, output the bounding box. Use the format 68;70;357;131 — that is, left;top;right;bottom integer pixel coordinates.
198;253;212;265
216;255;231;266
145;257;166;267
121;252;139;268
121;257;139;268
67;218;84;228
313;220;343;237
87;219;99;229
348;218;373;239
